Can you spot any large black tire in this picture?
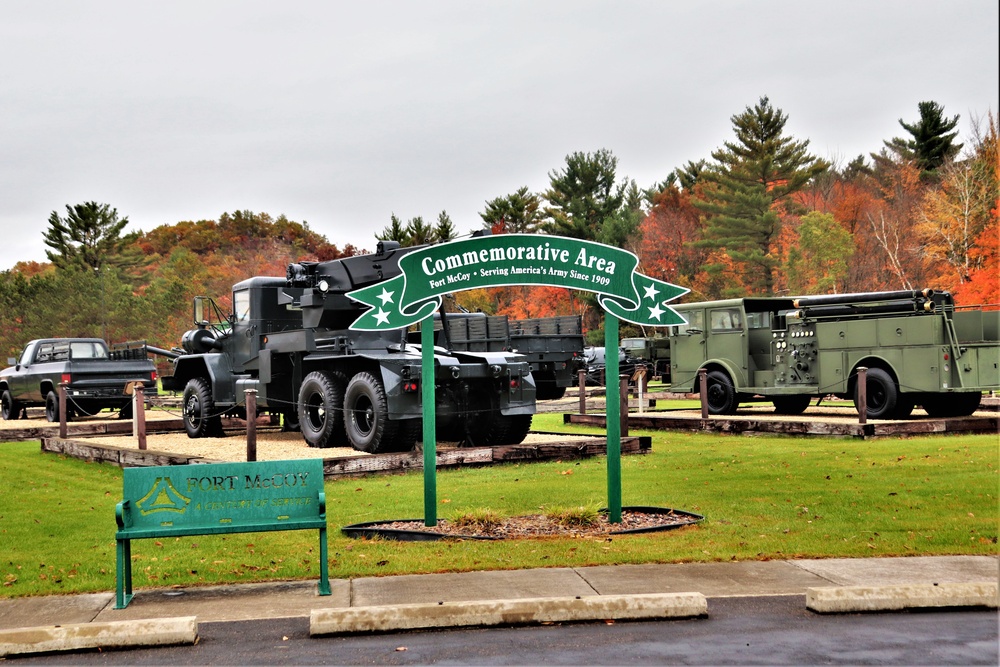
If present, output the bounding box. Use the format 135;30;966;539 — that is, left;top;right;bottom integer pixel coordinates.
183;377;223;438
705;370;738;415
534;381;566;401
1;390;22;420
343;372;413;453
298;371;345;448
893;394;916;419
44;390;71;423
495;414;533;445
853;367;898;420
922;392;982;418
771;395;812;415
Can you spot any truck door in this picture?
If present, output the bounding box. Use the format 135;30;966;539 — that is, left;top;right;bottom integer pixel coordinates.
9;342;38;400
706;306;748;384
230;288;255;372
670;308;706;390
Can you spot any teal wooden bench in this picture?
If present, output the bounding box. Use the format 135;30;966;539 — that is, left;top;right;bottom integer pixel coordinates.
115;459;331;609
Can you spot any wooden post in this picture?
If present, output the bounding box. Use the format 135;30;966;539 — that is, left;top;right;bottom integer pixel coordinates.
619;375;629;437
245;389;257;462
856;367;868;425
578;369;587;415
58;382;68;439
698;368;709;419
134;383;147;451
636;368;647;414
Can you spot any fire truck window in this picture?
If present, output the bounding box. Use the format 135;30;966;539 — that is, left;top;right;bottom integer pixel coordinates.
711;308;742;331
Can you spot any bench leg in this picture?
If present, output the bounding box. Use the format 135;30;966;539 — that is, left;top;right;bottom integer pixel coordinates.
318;527;331;596
115;539;134;609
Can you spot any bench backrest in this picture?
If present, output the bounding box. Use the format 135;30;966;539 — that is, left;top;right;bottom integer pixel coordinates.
120;459;325;532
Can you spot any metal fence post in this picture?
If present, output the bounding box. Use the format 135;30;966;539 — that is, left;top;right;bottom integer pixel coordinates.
578;369;587;415
245;389;257;462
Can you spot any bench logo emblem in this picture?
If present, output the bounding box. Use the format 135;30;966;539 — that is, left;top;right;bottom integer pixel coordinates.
136;476;191;516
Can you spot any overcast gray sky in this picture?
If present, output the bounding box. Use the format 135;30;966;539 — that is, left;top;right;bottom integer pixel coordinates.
2;0;997;271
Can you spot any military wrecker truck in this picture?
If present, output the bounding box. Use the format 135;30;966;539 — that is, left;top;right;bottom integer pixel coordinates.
161;241;536;453
434;314;584;400
663;289;999;419
1;338;159;422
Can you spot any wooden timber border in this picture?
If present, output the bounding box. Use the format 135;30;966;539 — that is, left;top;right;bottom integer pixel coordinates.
564;412;999;439
39;433;652;478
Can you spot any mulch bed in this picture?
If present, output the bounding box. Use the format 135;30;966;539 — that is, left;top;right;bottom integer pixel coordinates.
342;507;703;541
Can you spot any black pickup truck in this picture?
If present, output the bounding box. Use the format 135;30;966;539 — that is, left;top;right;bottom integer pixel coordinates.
1;338;158;422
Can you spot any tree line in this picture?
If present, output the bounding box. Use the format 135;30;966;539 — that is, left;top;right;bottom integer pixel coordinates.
1;97;996;358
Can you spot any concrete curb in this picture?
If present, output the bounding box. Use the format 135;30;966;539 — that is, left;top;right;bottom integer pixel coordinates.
310;592;707;636
806;582;999;613
0;616;198;657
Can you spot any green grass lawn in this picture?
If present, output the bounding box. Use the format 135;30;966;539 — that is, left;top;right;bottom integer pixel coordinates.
1;413;997;598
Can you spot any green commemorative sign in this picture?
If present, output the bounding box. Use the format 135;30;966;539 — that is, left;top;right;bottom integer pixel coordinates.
347;234;688;330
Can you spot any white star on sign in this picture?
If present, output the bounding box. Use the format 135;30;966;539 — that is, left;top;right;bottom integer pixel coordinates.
374;308;391;325
643;283;660;301
378;288;395;305
648;303;665;321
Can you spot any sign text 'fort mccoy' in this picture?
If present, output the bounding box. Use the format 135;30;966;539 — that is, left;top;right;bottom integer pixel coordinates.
348;234;688;330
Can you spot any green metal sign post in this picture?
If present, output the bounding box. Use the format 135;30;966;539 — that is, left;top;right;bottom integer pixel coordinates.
420;316;438;527
604;312;622;523
346;234;687;525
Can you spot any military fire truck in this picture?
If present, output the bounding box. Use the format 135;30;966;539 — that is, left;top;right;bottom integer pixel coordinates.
663;289;998;419
161;241;536;453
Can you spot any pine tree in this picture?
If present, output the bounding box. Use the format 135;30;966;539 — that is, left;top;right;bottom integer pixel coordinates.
405;216;434;246
480;186;543;234
884;101;962;178
542;149;625;240
377;214;407;244
43;202;139;271
433;211;457;242
694;97;828;294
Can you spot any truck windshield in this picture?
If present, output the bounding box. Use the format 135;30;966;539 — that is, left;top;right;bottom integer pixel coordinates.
69;342;108;359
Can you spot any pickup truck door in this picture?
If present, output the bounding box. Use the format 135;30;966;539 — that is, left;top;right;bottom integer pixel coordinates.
9;343;39;400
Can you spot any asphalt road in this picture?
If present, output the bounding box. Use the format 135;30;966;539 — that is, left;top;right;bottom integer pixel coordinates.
13;596;999;665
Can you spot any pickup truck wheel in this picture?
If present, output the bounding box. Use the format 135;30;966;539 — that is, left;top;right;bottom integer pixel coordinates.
705;370;738;415
1;390;22;420
44;390;69;423
771;395;811;415
298;371;345;448
853;367;898;420
183;377;223;438
344;372;403;453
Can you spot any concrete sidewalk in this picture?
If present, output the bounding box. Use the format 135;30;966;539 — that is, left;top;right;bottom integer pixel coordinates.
1;555;996;631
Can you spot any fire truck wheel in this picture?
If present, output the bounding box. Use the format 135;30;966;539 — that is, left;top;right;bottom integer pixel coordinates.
298;371;345;448
705;370;738;415
771;395;811;415
854;367;898;420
